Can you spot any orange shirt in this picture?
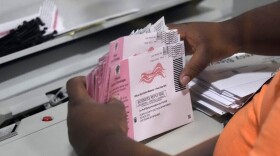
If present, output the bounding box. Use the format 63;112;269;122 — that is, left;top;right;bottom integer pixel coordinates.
214;71;280;156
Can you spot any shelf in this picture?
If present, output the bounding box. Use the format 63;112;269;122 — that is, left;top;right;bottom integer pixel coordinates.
0;0;194;64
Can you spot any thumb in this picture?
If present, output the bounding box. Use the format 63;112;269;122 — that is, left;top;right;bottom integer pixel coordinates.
180;46;210;85
107;98;123;106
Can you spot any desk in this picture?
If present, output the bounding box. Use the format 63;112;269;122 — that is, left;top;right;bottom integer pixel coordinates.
0;103;223;156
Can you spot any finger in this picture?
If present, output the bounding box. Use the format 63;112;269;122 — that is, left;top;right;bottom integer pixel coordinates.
167;23;194;55
107;98;128;133
66;76;92;104
167;23;186;40
167;23;178;30
107;98;124;108
107;98;126;119
180;46;210;85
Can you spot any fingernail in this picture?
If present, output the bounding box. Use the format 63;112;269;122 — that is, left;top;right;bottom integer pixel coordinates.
112;95;121;101
180;76;190;86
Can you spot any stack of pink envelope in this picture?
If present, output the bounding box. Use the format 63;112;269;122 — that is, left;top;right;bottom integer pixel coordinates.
86;17;193;141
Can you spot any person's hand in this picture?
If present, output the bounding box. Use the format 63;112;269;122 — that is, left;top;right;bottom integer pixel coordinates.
169;22;239;85
66;76;127;155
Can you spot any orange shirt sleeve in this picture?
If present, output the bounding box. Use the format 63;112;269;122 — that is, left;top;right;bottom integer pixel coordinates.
214;71;280;156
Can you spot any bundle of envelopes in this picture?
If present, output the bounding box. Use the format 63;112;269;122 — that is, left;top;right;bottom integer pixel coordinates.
189;53;280;116
86;17;193;141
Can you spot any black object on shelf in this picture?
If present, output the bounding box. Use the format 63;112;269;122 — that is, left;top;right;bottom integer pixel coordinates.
0;17;57;57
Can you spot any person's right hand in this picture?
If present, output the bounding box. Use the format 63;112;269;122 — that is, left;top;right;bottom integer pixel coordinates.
169;22;240;85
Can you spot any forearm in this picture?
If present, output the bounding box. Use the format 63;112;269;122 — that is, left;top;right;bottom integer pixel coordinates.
222;1;280;55
84;133;169;156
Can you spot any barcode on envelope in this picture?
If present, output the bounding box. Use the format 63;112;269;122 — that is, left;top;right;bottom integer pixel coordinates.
173;57;186;92
157;30;178;44
169;43;184;58
154;21;163;32
163;43;185;58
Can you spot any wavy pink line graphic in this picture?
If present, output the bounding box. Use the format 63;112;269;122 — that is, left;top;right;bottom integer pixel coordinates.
148;47;154;52
140;63;165;83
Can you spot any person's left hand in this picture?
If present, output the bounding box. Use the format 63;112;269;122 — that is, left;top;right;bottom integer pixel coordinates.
66;76;128;156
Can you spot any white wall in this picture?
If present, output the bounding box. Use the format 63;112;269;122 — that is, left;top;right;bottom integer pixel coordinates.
232;0;278;16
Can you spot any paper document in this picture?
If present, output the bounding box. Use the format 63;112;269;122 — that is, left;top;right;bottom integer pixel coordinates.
190;53;280;116
86;17;193;141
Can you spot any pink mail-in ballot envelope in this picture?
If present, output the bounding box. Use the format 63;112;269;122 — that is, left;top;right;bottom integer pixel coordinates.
100;30;180;103
107;44;193;141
